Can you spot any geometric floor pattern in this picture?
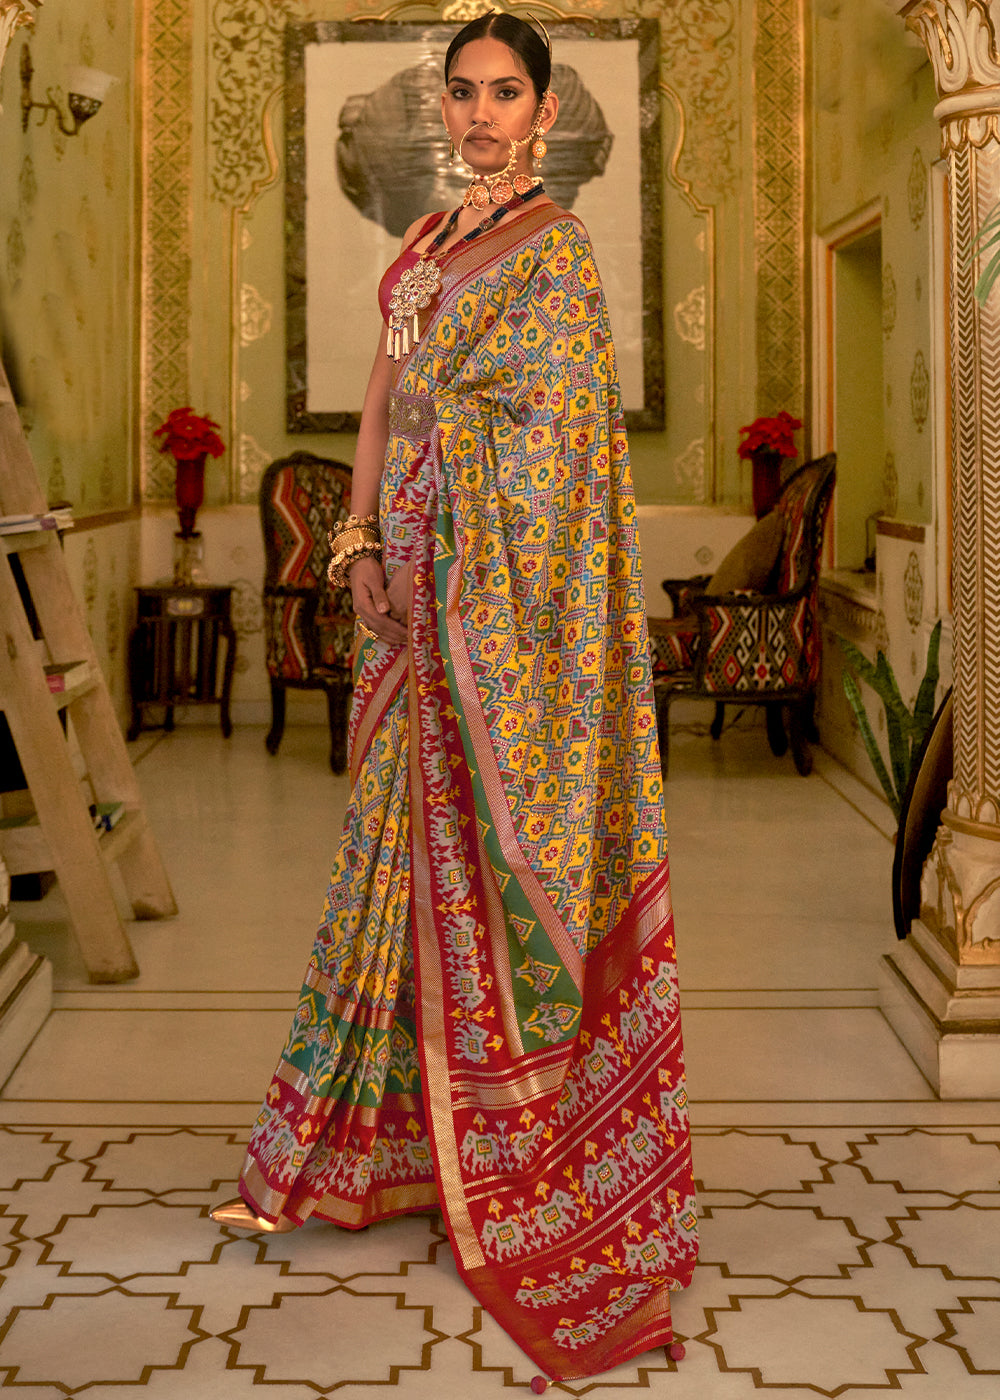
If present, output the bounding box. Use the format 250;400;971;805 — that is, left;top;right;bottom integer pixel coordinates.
3;712;1000;1397
2;1125;1000;1395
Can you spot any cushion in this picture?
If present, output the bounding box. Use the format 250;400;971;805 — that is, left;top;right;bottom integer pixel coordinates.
708;511;785;594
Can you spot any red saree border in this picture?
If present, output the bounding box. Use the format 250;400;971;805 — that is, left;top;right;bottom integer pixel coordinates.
349;645;408;786
589;857;675;1004
239;1156;438;1230
469;1262;674;1383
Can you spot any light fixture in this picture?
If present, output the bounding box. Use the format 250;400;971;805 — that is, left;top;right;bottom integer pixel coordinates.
19;44;116;137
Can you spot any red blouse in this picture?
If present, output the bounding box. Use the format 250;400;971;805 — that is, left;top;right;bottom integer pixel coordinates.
377;212;446;325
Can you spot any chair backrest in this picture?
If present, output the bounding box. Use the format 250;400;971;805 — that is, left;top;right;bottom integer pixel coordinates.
774;453;836;595
260;452;353;591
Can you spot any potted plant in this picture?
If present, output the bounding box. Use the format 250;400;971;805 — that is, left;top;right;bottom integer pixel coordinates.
838;620;942;821
737;410;803;518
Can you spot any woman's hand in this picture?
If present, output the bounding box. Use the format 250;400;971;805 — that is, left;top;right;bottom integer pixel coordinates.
385;561;411;628
348;556;408;646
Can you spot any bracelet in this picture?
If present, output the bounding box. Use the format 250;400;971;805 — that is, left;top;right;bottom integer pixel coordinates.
329;513;380;542
327;536;383;588
334;526;380;555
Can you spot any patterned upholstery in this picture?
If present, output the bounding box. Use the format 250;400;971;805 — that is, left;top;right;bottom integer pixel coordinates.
651;453;836;776
260;453;355;773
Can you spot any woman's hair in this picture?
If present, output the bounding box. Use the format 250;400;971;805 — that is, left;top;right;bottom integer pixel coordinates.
444;12;551;101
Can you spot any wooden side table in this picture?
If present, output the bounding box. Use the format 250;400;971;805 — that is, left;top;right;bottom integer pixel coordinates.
128;585;236;740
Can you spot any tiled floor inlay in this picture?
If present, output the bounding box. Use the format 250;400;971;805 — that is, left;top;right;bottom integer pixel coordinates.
1;720;999;1397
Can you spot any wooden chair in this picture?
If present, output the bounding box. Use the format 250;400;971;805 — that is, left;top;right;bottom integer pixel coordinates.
259;452;355;773
649;453;836;777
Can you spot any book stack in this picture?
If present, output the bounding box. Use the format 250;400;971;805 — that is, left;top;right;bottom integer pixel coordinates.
0;507;75;535
44;660;90;693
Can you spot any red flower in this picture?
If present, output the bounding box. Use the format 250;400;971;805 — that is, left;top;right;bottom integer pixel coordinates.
737;411;802;461
153;407;225;461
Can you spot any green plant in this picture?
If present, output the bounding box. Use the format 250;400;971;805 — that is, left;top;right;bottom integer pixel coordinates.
969;202;1000;306
838;620;942;820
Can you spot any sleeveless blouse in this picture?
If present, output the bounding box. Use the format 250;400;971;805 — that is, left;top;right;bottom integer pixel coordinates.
377;212;446;325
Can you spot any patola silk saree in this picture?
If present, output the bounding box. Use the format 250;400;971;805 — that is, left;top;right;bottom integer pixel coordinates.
239;201;698;1380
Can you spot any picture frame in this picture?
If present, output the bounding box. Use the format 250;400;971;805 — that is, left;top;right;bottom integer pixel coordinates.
285;18;663;432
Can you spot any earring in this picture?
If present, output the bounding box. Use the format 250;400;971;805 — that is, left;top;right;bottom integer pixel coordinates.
449;140;455;163
531;124;547;167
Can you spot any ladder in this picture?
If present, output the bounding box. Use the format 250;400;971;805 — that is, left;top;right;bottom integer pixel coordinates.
0;356;176;982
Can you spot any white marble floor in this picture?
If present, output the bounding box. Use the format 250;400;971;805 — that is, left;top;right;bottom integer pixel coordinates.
3;707;1000;1397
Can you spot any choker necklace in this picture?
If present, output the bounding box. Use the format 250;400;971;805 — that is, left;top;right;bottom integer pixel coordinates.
463;170;541;211
386;185;545;361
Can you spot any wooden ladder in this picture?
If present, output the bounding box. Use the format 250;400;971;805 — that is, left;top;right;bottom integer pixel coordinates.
0;357;176;982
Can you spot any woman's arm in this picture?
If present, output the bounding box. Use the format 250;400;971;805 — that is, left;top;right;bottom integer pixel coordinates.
345;337;408;644
344;212;436;645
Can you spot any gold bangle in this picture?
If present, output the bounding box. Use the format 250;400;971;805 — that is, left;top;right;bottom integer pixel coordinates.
356;619;378;641
327;537;383;588
335;527;380;554
329;512;379;540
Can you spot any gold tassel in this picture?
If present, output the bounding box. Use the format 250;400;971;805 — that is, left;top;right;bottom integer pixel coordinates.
402;325;410;356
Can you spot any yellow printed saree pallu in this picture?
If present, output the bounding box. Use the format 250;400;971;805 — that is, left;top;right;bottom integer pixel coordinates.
239;204;698;1382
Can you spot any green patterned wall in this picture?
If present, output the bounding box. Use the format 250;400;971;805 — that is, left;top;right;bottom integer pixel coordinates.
812;0;938;526
139;0;804;511
0;0;136;514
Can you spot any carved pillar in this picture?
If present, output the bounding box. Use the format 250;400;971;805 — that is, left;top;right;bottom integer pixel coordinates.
882;0;1000;1095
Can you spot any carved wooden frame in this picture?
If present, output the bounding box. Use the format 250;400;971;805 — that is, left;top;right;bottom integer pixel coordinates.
284;17;665;433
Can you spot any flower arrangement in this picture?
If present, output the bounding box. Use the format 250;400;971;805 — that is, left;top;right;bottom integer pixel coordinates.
737;410;803;461
153;407;225;462
738;411;804;517
152;407;225;541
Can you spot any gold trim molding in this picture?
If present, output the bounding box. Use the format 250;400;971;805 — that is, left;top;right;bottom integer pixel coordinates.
753;0;806;420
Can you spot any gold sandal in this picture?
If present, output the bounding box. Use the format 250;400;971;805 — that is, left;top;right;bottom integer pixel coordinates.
208;1196;297;1233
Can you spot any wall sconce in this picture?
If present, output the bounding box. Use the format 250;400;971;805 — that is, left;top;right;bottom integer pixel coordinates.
19;44;116;137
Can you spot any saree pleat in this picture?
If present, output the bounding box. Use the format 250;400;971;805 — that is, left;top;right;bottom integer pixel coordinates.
240;203;698;1375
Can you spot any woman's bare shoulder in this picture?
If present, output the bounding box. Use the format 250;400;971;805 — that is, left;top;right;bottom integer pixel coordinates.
400;210;444;250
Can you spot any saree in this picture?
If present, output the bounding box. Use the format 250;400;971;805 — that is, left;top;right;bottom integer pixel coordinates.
239;200;699;1381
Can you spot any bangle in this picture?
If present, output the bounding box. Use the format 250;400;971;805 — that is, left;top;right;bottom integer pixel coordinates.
329;513;380;542
327;512;383;589
334;526;380;555
327;536;383;588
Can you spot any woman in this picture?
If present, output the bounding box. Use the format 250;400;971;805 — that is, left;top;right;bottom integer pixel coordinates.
213;13;698;1384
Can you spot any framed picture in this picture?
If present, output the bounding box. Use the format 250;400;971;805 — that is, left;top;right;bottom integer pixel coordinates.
286;18;663;431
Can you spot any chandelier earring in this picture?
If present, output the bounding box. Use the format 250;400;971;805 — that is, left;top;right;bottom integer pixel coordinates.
531;128;547;168
531;90;550;168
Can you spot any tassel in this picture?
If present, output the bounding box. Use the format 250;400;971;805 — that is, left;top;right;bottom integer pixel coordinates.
402;325;409;356
412;312;419;347
386;324;393;357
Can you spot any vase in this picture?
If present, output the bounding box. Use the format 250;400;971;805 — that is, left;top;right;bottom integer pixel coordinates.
174;454;206;538
173;531;205;586
751;449;783;519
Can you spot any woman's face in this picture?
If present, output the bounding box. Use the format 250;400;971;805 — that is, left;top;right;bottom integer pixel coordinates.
442;36;556;175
